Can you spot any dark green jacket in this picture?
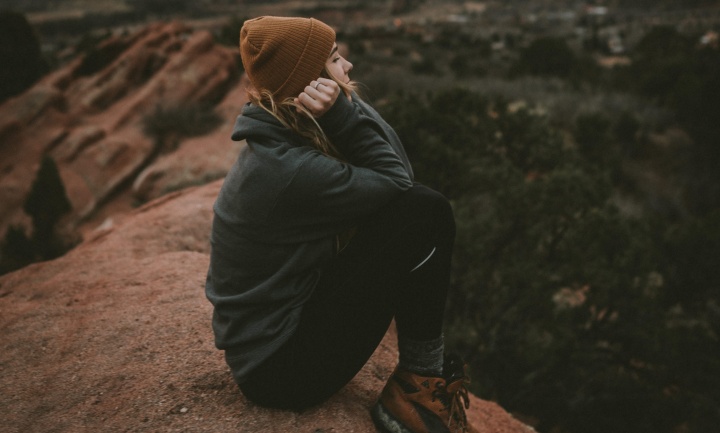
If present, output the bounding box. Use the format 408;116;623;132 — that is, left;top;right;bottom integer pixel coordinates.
205;94;413;383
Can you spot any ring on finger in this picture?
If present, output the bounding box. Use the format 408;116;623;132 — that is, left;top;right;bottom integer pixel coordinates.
314;82;321;90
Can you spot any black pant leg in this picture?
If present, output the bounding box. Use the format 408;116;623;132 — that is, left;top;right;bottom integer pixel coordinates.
239;185;455;410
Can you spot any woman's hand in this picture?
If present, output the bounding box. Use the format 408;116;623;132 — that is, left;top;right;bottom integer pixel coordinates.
295;77;340;118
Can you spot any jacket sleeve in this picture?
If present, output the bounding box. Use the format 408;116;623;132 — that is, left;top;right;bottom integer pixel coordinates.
268;95;413;239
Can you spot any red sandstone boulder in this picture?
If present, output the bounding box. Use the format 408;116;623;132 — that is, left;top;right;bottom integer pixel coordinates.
0;180;533;433
0;22;247;237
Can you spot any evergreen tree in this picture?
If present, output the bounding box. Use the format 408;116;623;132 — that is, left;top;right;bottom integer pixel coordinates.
0;225;34;275
23;155;72;260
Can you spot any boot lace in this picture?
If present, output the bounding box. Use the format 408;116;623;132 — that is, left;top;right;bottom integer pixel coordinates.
431;377;472;432
447;377;471;432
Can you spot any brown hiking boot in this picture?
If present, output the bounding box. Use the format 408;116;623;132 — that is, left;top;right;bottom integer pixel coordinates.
371;355;478;433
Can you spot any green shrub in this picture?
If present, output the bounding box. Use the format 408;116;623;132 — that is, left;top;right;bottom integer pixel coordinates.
613;25;720;214
574;112;613;162
75;36;129;77
379;87;720;433
513;36;576;78
410;57;440;76
1;155;77;275
142;103;223;150
0;225;34;275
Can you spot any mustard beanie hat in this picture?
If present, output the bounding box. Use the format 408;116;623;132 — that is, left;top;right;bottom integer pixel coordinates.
240;16;335;101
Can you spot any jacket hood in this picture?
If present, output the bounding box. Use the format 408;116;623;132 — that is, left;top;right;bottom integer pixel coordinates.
230;103;299;144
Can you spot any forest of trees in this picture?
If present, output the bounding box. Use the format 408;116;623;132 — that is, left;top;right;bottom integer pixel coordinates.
372;24;720;433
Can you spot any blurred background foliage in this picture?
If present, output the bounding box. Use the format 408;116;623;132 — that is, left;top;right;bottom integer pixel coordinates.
0;10;49;101
371;23;720;433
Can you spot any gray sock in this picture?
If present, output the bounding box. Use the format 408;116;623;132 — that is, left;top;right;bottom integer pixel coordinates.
398;334;444;376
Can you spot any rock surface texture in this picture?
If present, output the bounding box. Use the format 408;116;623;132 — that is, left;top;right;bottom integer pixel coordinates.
0;22;246;236
0;180;533;433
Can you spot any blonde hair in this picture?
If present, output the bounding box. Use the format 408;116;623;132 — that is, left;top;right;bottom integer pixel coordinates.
249;66;358;160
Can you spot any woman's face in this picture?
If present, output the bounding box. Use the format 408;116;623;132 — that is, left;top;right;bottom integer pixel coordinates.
325;43;353;84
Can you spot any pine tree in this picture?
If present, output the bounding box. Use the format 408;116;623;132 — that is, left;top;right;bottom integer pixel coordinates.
23;155;72;259
0;225;34;275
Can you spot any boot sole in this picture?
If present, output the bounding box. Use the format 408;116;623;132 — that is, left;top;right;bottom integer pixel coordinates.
370;402;414;433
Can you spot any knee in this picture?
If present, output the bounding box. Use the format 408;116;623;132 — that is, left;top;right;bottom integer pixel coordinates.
402;185;456;239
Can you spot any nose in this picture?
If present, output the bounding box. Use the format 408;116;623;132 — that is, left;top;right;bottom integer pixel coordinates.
345;59;353;74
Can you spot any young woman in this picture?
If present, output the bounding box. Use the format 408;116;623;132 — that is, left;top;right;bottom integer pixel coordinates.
205;16;478;433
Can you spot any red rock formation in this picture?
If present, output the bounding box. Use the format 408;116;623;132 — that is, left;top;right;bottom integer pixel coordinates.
131;74;251;203
0;22;247;238
0;180;533;433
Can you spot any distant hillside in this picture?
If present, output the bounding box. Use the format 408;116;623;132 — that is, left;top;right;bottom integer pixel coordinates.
0;21;247;274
